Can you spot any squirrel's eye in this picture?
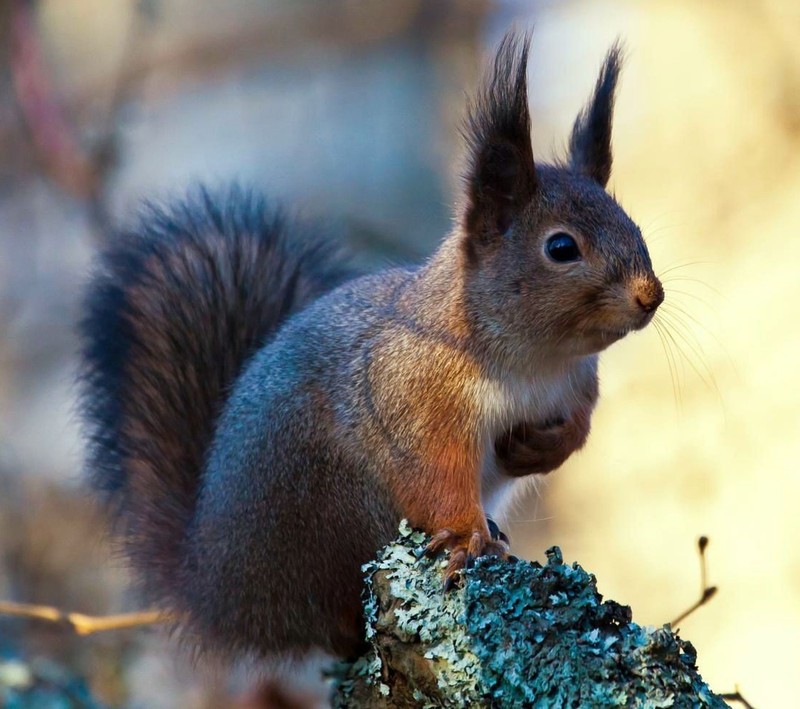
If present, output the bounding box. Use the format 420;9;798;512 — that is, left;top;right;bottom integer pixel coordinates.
545;232;581;263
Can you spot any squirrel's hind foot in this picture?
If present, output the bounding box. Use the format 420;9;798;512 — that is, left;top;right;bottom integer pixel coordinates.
424;527;509;591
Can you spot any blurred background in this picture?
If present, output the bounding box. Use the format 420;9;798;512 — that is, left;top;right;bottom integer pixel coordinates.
0;0;796;706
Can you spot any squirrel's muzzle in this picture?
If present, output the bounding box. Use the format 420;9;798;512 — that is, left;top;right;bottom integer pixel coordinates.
631;276;664;317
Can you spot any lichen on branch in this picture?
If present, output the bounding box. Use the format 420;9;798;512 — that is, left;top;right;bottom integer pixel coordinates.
333;522;728;708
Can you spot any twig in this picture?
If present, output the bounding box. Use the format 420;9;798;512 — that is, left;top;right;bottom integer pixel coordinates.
669;541;756;707
670;586;718;627
8;0;157;242
670;535;718;626
0;600;171;635
720;687;757;709
9;0;97;198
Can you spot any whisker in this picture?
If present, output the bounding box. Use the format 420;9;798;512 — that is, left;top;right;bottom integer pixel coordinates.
509;515;555;525
657;260;712;278
665;299;739;384
661;302;711;334
653;318;682;412
663;287;717;311
657;310;724;404
639;210;692;240
642;223;678;245
660;301;727;357
660;276;723;298
654;313;689;391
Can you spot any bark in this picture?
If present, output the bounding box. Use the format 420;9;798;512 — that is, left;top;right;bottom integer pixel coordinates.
332;523;728;708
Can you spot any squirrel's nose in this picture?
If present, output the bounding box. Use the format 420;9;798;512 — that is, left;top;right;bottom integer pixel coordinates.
632;278;664;314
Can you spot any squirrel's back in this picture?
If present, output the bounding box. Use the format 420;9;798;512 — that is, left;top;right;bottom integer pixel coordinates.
79;187;356;610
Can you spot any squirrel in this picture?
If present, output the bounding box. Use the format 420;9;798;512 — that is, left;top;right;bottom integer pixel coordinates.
79;31;663;662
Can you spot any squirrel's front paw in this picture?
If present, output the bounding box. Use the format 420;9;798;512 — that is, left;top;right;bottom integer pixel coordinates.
495;413;590;477
424;527;508;591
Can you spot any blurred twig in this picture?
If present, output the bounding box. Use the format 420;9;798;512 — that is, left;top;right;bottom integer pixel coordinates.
669;539;756;705
670;535;718;626
0;600;170;635
9;0;98;198
8;0;156;243
719;687;757;709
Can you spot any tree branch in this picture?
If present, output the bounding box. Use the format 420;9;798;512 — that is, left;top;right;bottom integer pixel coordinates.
333;523;729;708
0;600;170;635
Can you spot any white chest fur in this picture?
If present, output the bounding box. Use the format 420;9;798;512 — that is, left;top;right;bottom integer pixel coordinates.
475;356;596;436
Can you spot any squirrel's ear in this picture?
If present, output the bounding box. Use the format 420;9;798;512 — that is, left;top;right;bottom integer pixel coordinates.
461;30;537;250
569;43;623;188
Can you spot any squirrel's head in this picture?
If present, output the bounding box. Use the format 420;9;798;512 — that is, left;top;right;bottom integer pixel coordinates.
458;31;663;361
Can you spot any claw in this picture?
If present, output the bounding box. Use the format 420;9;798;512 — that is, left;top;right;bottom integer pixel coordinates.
443;574;459;592
425;528;455;557
486;517;511;546
442;548;468;592
467;530;485;559
487;518;501;540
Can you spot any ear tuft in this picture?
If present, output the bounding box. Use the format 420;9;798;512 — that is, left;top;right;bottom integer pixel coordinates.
569;42;623;188
461;30;537;247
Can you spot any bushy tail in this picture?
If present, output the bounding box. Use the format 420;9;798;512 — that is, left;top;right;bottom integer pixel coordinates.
79;187;356;605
